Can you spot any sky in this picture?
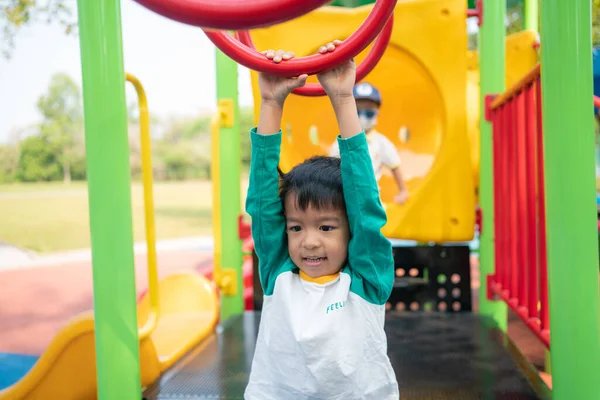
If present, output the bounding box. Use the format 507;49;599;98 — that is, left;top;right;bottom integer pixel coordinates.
0;0;255;144
0;3;482;145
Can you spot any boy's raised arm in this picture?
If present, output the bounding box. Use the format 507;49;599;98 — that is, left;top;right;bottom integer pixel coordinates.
317;49;394;306
245;123;288;294
245;54;308;293
335;129;394;305
335;98;394;305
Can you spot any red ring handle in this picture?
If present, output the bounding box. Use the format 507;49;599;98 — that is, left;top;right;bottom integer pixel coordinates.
203;0;398;77
236;14;393;96
132;0;332;30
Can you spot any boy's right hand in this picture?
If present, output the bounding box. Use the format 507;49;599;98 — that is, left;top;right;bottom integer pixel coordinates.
316;40;356;103
259;50;308;108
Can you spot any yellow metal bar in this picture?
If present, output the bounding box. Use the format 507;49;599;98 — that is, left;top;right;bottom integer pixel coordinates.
211;111;222;286
211;103;237;296
126;72;159;339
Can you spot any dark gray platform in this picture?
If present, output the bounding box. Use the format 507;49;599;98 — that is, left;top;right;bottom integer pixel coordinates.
143;311;550;400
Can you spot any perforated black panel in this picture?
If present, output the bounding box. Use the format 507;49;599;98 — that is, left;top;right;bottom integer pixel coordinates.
388;244;473;313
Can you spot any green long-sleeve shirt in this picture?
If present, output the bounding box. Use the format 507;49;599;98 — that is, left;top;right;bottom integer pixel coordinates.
245;127;394;305
244;127;398;399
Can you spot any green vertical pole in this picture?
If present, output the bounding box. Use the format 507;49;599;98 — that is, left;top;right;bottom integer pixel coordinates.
216;48;244;321
76;1;140;399
540;1;600;398
478;0;508;331
524;0;538;32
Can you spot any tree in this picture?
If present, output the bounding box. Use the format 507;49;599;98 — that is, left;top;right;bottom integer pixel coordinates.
17;134;62;182
148;107;254;181
1;0;76;59
467;1;525;50
470;0;600;44
239;107;255;170
152;114;212;180
36;73;84;183
505;2;524;35
0;144;19;183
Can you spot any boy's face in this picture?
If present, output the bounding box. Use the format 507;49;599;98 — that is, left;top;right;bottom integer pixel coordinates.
356;99;379;132
284;194;350;279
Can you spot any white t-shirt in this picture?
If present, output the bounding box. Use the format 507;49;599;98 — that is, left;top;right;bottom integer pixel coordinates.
329;130;401;181
245;271;399;400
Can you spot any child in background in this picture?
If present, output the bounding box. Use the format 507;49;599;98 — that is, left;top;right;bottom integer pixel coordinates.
329;82;409;205
244;41;399;399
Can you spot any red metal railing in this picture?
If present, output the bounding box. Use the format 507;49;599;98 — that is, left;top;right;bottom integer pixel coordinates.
485;64;549;348
486;64;600;349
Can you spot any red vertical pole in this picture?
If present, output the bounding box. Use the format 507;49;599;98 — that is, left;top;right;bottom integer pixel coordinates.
502;102;511;297
503;100;511;296
492;105;501;294
535;77;550;334
525;83;539;322
498;104;506;292
510;97;519;304
516;90;529;316
504;103;511;295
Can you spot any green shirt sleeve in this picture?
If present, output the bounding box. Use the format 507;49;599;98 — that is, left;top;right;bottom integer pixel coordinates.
244;127;291;296
338;132;395;305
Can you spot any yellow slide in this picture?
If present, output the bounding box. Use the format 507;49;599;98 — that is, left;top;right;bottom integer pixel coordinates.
0;272;219;400
137;273;219;372
248;1;538;242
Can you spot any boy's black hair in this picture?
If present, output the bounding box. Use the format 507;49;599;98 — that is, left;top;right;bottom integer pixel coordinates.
278;156;346;212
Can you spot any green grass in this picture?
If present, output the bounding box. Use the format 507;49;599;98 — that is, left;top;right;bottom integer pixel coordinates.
0;181;88;193
0;180;249;253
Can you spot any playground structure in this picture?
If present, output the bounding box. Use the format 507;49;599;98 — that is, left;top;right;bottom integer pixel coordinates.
1;0;600;399
246;3;540;241
0;73;221;399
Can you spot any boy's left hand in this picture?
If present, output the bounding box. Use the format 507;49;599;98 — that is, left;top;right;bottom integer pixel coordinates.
316;40;356;103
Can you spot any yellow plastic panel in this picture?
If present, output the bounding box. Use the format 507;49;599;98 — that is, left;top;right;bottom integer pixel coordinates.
504;30;540;87
249;0;474;241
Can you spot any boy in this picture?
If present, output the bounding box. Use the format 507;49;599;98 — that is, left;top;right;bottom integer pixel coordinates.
329;82;409;205
244;41;399;399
